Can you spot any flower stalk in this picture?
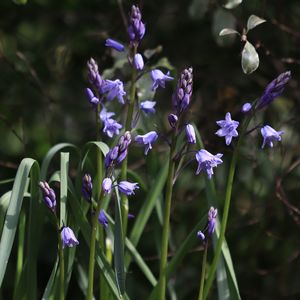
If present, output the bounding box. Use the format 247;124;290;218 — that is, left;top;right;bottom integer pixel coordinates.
58;230;65;300
198;243;208;300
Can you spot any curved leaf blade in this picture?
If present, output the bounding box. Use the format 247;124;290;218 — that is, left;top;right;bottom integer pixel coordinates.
241;41;259;74
247;15;266;31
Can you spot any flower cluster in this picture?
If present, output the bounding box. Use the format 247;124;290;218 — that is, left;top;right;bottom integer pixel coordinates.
82;174;93;202
39;181;56;213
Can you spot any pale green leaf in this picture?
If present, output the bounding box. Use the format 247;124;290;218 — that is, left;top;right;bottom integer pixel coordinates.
247;15;266;31
219;28;240;36
241;41;259;74
224;0;242;9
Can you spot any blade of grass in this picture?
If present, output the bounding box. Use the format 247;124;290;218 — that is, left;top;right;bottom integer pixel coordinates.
42;257;59;300
0;191;11;230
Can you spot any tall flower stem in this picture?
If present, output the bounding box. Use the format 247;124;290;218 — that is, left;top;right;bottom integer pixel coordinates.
120;45;137;235
158;131;177;300
198;243;208;300
58;230;65;300
202;116;252;299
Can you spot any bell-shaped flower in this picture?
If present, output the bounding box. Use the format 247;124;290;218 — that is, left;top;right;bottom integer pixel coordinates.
150;69;173;91
103;118;122;138
118;181;139;196
261;125;284;148
185;124;196;144
102;178;112;194
61;227;79;248
105;38;125;52
134;53;144;70
215;112;239;146
140;101;156;114
102;79;126;104
135;131;158;155
98;210;109;228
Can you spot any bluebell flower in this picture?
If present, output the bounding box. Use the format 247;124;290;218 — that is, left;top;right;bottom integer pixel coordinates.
150;69;174;91
87;58;103;91
128;213;135;219
140;101;156;114
197;231;205;241
105;146;119;169
195;149;223;179
168;114;178;129
118;181;139;196
116;131;132;164
85;88;99;106
134;53;144;70
257;71;291;109
185;124;196;144
99;107;115;122
98;210;109;228
135;131;158;155
128;5;145;44
261;125;284;148
39;181;56;213
102;79;126;104
61;227;79;248
207;207;218;236
215;112;239;146
82;174;93;202
102;177;112;194
172;68;193;113
242;102;252;113
105;38;125;52
103;118;122;138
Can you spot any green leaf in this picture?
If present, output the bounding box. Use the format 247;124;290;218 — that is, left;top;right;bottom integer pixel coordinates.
219;28;240;36
41;257;59;300
0;191;11;230
81;141;109;170
60;152;69;228
241;41;259;74
223;0;242;9
247;15;266;32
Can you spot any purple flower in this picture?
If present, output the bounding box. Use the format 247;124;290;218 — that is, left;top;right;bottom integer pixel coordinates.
105;146;119;169
134;53;144;70
242;102;252;113
168;114;178;129
135;131;158;155
257;71;291;109
215;112;239;146
261;125;284;148
195;149;223;180
118;181;139;196
98;210;109;228
85;88;99;106
61;227;79;248
128;213;135;219
39;181;56;213
150;69;174;91
172;68;193;113
82;174;93;202
207;207;218;236
105;38;125;52
103;118;122;138
99;107;115;122
197;231;205;241
102;79;126;104
102;178;112;194
87;58;103;91
140;101;156;114
185;124;196;144
128;5;145;44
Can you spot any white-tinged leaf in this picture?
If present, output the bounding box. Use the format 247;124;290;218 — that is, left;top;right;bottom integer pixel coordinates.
224;0;242;9
219;28;240;36
241;41;259;74
247;15;266;31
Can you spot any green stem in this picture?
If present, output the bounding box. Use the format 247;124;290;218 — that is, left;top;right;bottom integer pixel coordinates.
198;243;208;300
202;116;252;299
158;133;177;300
59;231;65;300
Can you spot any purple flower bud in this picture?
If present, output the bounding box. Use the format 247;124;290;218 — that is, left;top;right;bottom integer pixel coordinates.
257;71;291;109
241;102;252;113
215;112;239;146
128;213;135;219
85;88;99;106
87;58;103;91
261;125;284;148
102;79;126;104
128;5;146;44
98;209;109;228
104;146;119;169
150;69;174;91
118;181;139;196
207;207;218;236
102;178;112;194
140;101;156;114
168;114;178;129
61;227;79;248
135;131;158;155
185;124;196;144
134;53;144;70
197;230;205;241
105;38;125;52
195;150;223;180
82;174;93;202
39;181;56;213
116;131;131;164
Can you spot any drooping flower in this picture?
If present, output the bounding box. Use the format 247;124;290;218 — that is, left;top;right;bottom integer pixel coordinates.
215;112;239;146
172;67;193;114
207;207;218;236
134;53;144;70
105;38;125;52
150;69;174;91
61;227;79;248
140;101;156;114
87;58;103;91
39;181;56;213
99;107;115;122
195;149;223;180
128;5;146;44
82;174;93;202
256;71;291;109
260;125;284;148
241;102;252;113
98;210;109;228
85;88;99;107
185;124;196;144
118;181;139;196
102;79;126;104
168;114;178;129
103;118;122;138
135;131;158;155
102;178;112;194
